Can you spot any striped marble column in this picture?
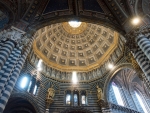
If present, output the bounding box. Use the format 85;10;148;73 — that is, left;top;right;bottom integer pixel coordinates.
0;41;4;48
142;74;150;90
0;40;15;70
0;38;33;112
0;48;21;93
136;34;150;61
132;48;150;81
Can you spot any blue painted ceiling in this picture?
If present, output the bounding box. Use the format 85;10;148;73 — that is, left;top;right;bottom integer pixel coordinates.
83;0;104;13
43;0;69;14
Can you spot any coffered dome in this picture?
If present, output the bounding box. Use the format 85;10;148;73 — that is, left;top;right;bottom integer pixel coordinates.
32;22;119;72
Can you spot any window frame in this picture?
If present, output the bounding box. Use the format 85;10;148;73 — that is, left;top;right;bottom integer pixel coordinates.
134;89;150;113
111;82;125;106
81;90;87;105
65;90;71;105
73;90;79;106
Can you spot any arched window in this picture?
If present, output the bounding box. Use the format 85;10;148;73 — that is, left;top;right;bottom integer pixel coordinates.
134;90;149;113
73;90;79;106
19;74;31;90
20;76;29;89
66;90;71;105
27;81;32;92
108;68;150;112
111;82;124;106
81;90;86;105
33;85;37;95
18;74;40;96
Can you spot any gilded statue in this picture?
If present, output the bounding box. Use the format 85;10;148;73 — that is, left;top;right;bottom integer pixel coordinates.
47;85;55;99
97;85;103;100
46;85;55;109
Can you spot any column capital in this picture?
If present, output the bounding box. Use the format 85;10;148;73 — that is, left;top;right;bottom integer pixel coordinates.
0;26;24;42
0;27;28;48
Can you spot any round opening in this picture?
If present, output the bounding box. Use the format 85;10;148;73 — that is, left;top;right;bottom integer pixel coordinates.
68;21;81;28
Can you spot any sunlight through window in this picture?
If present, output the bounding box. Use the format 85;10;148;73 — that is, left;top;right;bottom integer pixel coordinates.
66;94;71;105
72;71;77;84
81;95;86;104
135;92;148;113
37;59;43;71
33;85;37;95
20;77;28;89
112;82;124;106
68;21;81;28
27;81;32;92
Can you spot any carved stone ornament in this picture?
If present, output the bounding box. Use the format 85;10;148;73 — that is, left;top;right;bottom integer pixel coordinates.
17;35;30;48
45;85;55;109
0;26;23;41
128;53;142;71
0;26;29;49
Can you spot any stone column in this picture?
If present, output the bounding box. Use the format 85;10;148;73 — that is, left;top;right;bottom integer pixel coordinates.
0;27;33;112
0;47;21;93
35;80;41;96
136;34;150;61
142;74;150;91
79;91;81;106
132;48;150;81
0;40;16;70
71;91;73;106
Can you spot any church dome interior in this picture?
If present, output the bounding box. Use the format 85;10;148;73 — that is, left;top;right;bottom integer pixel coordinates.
0;0;150;113
32;22;119;72
29;22;125;82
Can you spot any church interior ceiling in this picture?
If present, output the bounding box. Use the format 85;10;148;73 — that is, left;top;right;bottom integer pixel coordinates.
0;0;150;113
29;32;125;82
1;0;145;33
32;22;119;72
0;0;147;82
